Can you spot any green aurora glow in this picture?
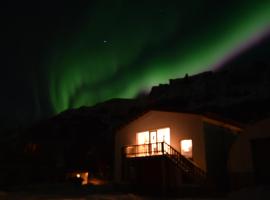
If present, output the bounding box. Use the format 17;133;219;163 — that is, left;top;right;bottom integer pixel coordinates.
46;0;270;113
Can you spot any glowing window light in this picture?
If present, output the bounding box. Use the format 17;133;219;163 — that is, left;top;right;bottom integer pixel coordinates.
137;131;149;144
157;128;170;153
135;128;170;156
181;139;193;158
150;131;157;153
157;128;170;144
137;131;149;156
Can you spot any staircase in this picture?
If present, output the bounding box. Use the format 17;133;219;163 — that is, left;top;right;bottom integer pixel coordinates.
123;142;206;184
162;142;206;184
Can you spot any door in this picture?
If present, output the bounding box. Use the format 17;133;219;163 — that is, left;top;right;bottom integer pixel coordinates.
150;131;157;154
137;131;150;156
157;128;170;153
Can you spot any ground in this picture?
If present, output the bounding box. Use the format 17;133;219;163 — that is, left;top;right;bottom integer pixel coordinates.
0;185;270;199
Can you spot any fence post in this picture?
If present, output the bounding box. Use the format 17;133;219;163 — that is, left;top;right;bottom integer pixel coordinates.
161;142;164;155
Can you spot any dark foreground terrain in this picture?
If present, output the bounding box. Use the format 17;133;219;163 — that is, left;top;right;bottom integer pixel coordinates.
1;184;270;200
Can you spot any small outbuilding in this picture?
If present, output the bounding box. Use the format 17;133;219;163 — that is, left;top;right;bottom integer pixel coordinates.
229;118;270;189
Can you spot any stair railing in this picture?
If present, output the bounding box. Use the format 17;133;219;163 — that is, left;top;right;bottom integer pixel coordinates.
123;142;206;181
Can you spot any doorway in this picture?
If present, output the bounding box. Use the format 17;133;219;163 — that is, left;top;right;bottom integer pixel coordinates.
150;131;157;153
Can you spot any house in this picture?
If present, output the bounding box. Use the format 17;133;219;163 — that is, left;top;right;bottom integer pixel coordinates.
114;110;243;193
229;118;270;189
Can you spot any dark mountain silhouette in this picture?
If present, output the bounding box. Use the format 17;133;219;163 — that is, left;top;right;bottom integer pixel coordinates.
149;61;270;123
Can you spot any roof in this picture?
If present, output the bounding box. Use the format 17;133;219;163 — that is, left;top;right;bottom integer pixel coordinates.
202;112;244;133
117;109;244;133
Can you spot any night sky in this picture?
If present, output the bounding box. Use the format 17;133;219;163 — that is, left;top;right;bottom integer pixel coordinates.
1;0;270;130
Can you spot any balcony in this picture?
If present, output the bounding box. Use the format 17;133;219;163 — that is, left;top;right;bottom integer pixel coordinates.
123;142;172;158
122;142;206;180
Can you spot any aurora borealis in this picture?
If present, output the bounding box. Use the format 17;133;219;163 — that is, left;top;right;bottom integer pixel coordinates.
1;0;270;127
46;0;270;113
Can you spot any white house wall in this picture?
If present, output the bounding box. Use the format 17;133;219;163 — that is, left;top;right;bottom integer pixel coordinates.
115;110;206;182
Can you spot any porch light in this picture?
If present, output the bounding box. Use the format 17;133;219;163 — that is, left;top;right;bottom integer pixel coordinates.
181;139;192;158
76;172;89;185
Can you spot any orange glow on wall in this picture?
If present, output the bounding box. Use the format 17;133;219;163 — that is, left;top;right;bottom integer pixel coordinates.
88;178;107;186
181;139;193;158
81;172;89;185
68;171;89;185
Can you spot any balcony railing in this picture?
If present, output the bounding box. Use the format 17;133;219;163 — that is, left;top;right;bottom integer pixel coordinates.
123;142;169;158
122;142;206;181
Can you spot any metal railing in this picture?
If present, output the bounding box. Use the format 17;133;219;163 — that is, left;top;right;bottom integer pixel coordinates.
122;142;206;181
123;142;168;157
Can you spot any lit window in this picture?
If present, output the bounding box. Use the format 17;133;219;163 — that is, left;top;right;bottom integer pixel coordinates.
137;131;150;156
181;139;192;158
137;131;149;144
157;128;170;153
135;128;170;156
157;128;170;144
